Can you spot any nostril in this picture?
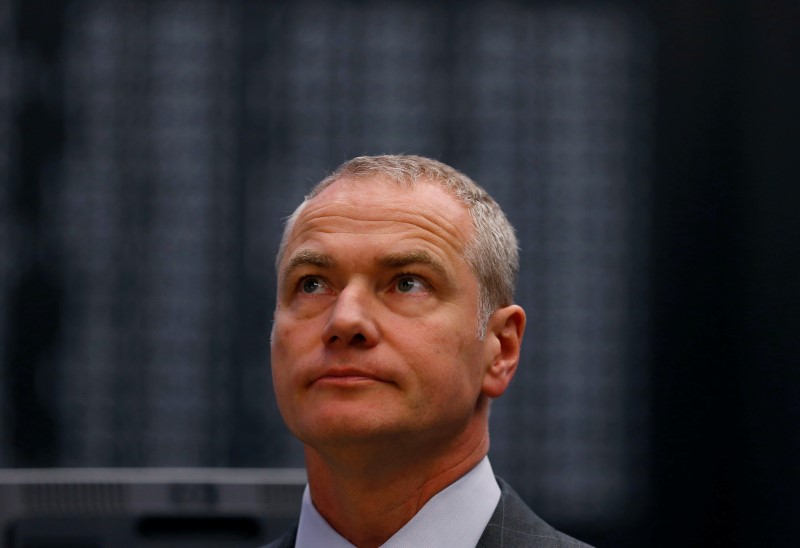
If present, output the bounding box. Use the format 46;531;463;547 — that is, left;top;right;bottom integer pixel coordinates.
351;333;367;344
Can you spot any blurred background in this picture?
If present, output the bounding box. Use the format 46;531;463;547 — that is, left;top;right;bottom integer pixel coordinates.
0;0;797;546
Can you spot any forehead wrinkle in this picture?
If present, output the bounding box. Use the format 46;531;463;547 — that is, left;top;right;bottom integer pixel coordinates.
285;184;475;275
301;193;468;238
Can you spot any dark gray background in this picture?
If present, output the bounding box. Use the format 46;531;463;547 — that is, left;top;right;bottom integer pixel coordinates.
1;1;797;547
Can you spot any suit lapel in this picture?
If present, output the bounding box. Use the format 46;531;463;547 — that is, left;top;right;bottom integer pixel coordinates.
476;477;589;548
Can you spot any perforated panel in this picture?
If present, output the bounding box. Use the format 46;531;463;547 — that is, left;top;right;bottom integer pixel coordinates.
56;1;244;466
0;0;12;467
2;0;653;524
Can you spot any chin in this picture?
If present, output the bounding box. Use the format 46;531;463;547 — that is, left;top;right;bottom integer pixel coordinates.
292;414;410;448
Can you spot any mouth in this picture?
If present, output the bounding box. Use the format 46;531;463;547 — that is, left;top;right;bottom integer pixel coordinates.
311;368;388;386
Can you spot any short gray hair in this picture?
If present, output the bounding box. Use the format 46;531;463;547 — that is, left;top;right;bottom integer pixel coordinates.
277;155;519;336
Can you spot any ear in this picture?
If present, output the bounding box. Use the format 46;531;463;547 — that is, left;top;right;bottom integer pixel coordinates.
481;304;526;398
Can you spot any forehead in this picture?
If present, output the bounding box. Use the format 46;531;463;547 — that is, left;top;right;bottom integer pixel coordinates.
284;177;474;253
290;177;472;233
312;175;465;212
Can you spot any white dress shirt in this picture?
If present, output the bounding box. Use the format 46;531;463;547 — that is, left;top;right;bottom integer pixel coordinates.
295;456;501;548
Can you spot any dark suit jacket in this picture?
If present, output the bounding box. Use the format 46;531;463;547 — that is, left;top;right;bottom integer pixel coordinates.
262;477;593;548
476;478;591;547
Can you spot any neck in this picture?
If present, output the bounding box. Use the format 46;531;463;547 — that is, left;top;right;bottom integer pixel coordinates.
304;413;491;548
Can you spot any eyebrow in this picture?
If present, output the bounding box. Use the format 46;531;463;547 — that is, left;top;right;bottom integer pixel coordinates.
283;250;336;279
376;250;448;277
284;249;447;279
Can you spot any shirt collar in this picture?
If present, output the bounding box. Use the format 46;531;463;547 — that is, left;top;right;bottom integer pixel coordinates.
295;456;500;548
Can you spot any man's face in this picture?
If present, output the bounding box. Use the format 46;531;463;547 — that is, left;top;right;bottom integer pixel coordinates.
271;177;497;452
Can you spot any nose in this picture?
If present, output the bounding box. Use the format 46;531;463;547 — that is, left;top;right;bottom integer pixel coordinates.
321;283;380;348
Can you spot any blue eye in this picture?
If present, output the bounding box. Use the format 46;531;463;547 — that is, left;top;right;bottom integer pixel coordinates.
396;276;425;293
300;277;326;294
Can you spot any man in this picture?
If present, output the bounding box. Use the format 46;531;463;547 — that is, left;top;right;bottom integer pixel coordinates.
267;155;591;547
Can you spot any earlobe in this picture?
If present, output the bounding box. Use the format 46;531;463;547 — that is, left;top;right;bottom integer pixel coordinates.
481;305;526;399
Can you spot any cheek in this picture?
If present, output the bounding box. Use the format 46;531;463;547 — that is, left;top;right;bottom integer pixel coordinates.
270;320;309;388
270;321;310;428
403;325;484;400
272;313;317;353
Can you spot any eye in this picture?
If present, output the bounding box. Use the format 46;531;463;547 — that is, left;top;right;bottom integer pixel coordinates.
395;275;427;294
299;276;329;295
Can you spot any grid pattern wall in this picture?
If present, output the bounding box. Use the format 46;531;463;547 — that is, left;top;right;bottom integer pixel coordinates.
459;6;652;521
55;1;246;466
0;0;12;461
1;0;652;523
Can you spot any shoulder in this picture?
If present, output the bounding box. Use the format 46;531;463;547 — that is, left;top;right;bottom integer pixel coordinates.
260;525;297;548
477;477;594;548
